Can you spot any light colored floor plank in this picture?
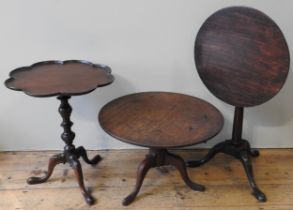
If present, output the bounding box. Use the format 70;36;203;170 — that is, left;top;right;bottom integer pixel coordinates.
0;149;293;210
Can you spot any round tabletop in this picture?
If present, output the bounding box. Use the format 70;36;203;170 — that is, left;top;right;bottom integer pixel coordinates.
99;92;223;148
194;6;290;107
5;60;114;97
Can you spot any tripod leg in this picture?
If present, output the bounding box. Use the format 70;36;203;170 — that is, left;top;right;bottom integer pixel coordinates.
249;148;260;157
123;155;154;206
68;155;95;205
76;146;102;165
187;141;226;167
27;153;65;184
239;151;266;202
166;152;205;191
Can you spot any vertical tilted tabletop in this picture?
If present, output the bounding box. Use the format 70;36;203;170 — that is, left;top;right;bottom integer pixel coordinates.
187;6;290;202
5;60;114;205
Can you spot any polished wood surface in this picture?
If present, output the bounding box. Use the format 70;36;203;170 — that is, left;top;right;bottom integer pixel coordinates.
99;92;223;205
24;96;102;205
190;6;290;202
194;6;290;107
99;92;223;148
4;60;114;205
5;60;114;97
1;149;293;210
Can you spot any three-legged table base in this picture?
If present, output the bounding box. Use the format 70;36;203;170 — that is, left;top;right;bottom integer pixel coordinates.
187;139;266;202
27;146;101;205
123;148;205;206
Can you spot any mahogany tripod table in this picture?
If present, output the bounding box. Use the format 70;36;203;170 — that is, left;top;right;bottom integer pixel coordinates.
5;60;114;205
187;6;290;202
99;92;223;205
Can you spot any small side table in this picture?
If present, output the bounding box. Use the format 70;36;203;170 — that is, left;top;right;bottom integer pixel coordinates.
5;60;114;205
99;92;223;205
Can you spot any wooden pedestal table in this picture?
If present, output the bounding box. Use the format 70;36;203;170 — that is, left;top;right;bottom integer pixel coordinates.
5;60;114;205
187;6;290;202
99;92;223;205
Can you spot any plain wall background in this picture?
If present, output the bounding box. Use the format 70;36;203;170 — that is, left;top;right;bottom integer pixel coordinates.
0;0;292;151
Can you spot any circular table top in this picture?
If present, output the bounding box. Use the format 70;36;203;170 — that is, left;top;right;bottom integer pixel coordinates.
5;60;114;97
99;92;223;148
194;6;290;107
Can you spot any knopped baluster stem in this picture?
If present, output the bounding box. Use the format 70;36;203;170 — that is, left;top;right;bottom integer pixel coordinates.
58;95;76;152
27;95;101;205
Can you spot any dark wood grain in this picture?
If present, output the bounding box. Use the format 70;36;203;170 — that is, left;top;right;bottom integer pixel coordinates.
99;92;223;205
4;60;114;205
188;6;290;202
194;6;290;107
99;92;223;148
5;60;114;97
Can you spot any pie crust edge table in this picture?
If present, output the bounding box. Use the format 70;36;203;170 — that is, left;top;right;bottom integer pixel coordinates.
5;60;114;205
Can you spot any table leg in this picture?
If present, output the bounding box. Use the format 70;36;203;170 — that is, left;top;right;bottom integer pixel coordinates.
75;146;102;165
165;152;205;191
27;153;66;184
123;155;155;206
26;96;101;205
186;139;266;202
67;154;95;205
123;148;204;206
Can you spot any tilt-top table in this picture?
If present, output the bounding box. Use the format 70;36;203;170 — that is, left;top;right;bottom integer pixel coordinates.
99;92;223;205
186;6;290;202
5;60;114;205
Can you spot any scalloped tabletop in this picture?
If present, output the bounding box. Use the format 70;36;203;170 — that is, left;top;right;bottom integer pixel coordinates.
5;60;114;97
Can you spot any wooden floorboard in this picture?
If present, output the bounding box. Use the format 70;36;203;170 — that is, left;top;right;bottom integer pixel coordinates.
0;149;293;210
